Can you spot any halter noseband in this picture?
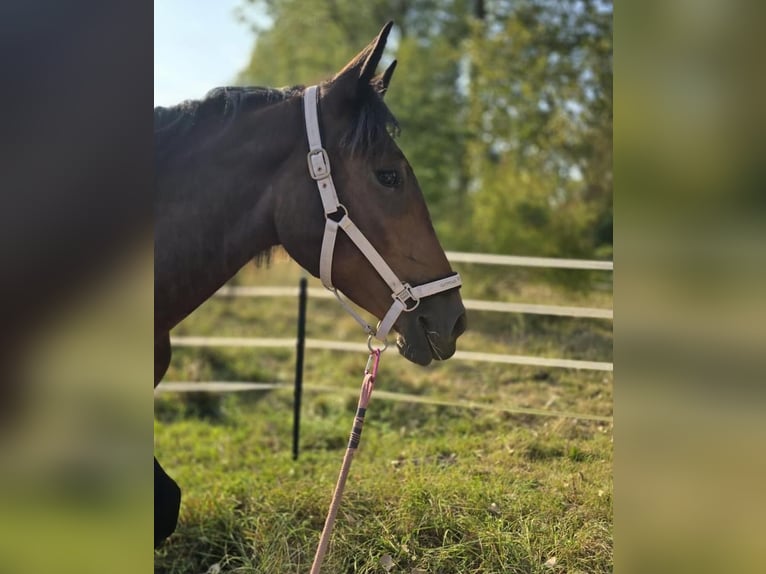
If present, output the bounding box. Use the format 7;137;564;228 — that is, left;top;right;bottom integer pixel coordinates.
302;85;462;344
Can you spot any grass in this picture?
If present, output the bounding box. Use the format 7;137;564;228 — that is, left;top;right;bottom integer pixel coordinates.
154;253;613;573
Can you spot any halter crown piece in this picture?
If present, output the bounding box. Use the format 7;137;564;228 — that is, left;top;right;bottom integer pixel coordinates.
303;85;462;346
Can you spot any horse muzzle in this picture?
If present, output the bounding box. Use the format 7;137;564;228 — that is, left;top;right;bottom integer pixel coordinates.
395;289;466;366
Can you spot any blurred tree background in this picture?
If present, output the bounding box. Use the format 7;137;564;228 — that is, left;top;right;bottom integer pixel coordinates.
236;0;612;264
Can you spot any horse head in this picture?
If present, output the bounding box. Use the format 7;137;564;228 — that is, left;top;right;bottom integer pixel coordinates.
276;22;467;365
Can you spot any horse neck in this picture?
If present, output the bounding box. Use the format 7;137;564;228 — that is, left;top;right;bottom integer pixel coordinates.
155;97;303;332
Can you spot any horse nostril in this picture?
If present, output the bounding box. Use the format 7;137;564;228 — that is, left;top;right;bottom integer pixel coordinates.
451;311;467;339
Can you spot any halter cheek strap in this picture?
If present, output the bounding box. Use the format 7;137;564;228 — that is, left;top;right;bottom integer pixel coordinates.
303;85;461;343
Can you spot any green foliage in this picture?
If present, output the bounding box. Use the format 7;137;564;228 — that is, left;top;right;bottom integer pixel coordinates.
464;1;613;260
236;1;381;87
385;33;469;227
236;1;612;275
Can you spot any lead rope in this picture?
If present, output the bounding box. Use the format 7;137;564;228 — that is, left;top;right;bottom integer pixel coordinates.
309;343;383;574
302;84;461;572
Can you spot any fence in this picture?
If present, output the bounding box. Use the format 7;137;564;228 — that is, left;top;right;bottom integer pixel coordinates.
156;252;614;456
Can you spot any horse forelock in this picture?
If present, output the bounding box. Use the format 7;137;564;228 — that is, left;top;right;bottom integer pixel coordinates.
340;85;400;155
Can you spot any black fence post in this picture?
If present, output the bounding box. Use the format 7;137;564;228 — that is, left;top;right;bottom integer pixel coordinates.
293;277;308;460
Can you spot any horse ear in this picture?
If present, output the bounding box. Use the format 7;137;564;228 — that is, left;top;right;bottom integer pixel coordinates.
329;21;394;100
359;21;393;86
372;60;397;97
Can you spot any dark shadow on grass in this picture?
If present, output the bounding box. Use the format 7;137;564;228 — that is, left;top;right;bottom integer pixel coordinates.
154;390;277;425
157;346;283;424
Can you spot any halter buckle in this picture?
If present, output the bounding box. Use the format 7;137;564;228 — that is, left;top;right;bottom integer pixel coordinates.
307;148;331;180
392;283;420;312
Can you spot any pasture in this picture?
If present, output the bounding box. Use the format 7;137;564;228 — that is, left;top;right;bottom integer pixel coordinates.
154;253;613;573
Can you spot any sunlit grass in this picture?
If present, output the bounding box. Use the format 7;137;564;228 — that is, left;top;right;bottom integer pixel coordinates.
155;255;612;573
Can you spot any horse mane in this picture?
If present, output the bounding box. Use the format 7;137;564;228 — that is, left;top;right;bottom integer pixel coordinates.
154;86;303;164
154;83;399;163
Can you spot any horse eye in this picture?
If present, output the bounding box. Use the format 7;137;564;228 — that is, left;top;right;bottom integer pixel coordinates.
375;169;401;188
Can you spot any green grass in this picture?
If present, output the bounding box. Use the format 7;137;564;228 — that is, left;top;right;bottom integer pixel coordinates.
155;254;613;573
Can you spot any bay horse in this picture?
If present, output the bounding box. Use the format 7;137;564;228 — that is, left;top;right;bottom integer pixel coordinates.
154;22;466;547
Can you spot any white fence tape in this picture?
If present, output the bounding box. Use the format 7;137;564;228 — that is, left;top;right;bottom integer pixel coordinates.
445;251;613;270
169;336;613;372
155;381;612;422
215;287;613;320
165;253;614;422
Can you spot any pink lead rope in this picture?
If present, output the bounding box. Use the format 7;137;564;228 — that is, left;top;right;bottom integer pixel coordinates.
309;348;382;574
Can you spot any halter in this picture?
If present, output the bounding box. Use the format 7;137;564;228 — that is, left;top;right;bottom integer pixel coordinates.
303;85;462;345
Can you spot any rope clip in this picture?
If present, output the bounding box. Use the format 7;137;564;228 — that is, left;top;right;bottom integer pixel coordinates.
367;334;388;354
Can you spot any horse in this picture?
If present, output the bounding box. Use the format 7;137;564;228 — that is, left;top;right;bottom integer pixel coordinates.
154;22;466;547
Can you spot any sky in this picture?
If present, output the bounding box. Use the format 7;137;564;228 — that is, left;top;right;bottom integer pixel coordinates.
154;0;265;106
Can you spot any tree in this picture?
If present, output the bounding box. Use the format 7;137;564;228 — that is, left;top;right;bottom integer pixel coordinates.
235;0;613;263
465;0;613;258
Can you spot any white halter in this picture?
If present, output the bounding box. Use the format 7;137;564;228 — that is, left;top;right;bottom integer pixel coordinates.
302;85;462;344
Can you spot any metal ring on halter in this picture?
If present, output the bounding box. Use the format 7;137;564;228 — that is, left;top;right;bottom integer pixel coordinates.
367;334;388;353
393;284;421;313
